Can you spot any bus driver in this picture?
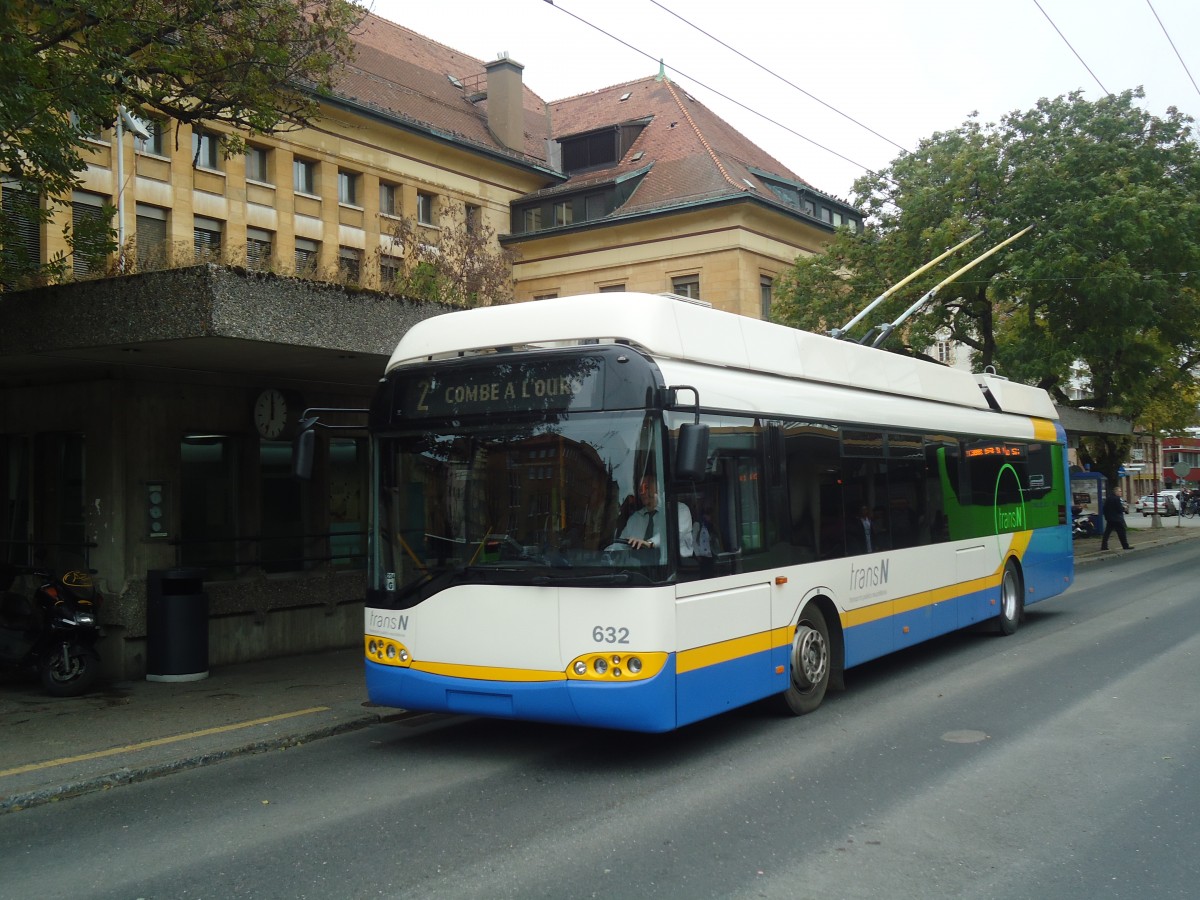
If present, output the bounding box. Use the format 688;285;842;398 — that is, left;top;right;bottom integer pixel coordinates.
619;475;694;557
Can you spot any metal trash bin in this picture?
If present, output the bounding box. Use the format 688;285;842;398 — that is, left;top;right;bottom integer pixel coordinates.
146;568;209;682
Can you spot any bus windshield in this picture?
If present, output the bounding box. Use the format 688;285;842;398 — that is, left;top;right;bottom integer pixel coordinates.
374;410;669;605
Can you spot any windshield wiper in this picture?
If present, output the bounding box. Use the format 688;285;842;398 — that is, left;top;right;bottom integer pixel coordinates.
529;572;633;586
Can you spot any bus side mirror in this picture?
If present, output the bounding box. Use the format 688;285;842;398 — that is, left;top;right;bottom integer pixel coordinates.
293;424;316;480
676;423;709;480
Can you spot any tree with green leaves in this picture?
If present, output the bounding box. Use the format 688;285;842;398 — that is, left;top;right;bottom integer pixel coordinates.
1;0;363;287
378;209;518;308
774;89;1200;481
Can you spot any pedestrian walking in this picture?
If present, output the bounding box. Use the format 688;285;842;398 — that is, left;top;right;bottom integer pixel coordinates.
1101;487;1132;551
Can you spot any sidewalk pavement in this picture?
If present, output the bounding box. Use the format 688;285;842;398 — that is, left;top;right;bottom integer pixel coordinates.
1074;514;1200;562
0;646;393;815
3;522;1197;816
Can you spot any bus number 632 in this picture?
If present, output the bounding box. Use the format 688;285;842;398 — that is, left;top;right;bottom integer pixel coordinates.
593;626;630;644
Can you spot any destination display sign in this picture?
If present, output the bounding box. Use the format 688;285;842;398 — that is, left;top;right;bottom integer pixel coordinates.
397;356;604;419
965;442;1024;460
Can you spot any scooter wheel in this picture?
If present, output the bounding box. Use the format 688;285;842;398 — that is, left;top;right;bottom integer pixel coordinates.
40;646;99;697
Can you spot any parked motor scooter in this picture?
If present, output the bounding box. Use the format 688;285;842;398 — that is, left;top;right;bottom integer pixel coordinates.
1071;508;1097;539
0;564;104;696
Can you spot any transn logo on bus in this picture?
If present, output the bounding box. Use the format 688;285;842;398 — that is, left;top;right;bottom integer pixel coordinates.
367;610;408;634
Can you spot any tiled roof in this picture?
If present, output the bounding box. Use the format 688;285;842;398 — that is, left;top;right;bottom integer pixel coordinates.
325;15;851;218
544;75;847;218
332;13;552;165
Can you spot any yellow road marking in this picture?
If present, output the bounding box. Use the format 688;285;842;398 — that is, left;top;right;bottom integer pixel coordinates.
0;706;330;779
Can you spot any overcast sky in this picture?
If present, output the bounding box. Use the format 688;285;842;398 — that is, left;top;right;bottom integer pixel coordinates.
370;0;1200;200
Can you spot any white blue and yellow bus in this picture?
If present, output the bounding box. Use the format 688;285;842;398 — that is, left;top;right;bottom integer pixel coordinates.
356;293;1073;732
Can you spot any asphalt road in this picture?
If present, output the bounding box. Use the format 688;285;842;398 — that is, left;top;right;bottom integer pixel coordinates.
3;541;1198;900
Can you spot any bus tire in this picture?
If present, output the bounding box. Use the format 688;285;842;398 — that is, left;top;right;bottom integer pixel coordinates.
777;604;831;716
996;560;1023;636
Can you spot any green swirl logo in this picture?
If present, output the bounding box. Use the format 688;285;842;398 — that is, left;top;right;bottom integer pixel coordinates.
994;463;1027;533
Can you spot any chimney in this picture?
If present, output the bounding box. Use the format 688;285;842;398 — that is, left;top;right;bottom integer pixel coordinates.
483;53;525;153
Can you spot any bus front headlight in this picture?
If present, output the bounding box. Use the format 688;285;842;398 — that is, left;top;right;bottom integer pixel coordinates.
566;651;666;681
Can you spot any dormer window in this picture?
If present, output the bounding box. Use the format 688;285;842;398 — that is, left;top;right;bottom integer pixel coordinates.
557;119;650;175
560;128;620;174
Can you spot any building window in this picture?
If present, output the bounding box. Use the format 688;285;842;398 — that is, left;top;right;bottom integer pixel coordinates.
380;255;402;288
192;131;220;170
294;158;317;195
417;191;435;225
71;191;110;277
522;206;542;233
379;182;398;216
936;339;954;364
554;200;573;227
672;275;700;299
246;227;273;272
599;284;625;293
819;206;833;223
584;193;608;221
465;203;480;235
135;203;168;272
245;146;271;183
760;275;773;320
328;437;368;568
132;116;165;156
1;185;41;289
180;435;238;579
560;128;620;173
260;440;306;573
295;237;319;276
338;246;361;284
338;170;359;206
69;110;104;142
534;293;558;300
193;216;223;262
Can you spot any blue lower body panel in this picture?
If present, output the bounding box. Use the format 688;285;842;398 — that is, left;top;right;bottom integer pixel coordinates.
367;656;680;733
676;646;780;727
1021;524;1075;605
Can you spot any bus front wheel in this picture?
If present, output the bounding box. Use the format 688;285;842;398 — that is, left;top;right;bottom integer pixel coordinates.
777;604;830;716
996;560;1023;635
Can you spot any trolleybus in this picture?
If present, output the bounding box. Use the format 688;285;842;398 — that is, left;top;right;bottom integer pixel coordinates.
345;292;1073;732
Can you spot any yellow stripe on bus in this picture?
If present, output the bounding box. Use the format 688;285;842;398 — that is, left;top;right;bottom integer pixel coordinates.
676;631;773;674
412;659;565;682
1031;417;1059;442
686;539;1033;665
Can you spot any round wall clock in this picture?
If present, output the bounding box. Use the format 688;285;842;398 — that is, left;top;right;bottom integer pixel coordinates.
253;388;290;440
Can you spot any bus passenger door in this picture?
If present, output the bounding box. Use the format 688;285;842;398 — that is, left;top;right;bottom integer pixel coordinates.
675;580;773;727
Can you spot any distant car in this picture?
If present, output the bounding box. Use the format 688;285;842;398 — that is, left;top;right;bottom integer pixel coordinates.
1138;493;1177;516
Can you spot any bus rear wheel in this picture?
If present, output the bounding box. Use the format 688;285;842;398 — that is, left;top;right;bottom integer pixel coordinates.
777;604;830;716
996;560;1023;635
